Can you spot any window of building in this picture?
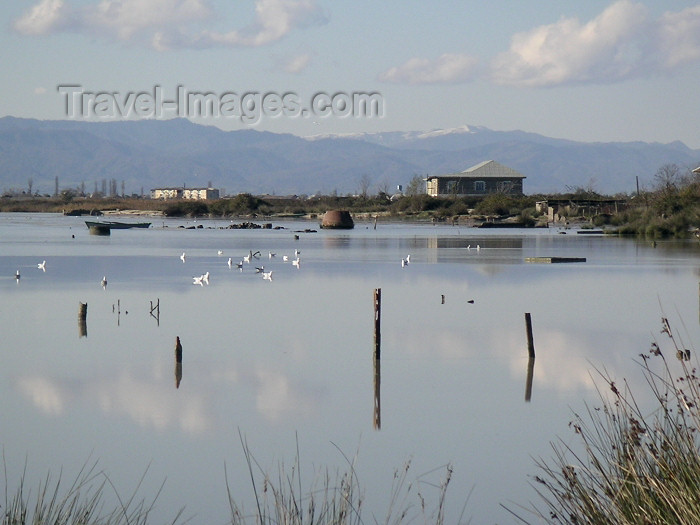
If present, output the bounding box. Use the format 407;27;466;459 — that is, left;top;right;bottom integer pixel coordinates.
474;180;486;193
497;180;513;192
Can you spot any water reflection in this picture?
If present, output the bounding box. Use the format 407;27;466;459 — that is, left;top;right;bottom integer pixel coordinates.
2;214;699;524
525;357;535;402
78;302;87;338
373;358;381;430
175;336;183;389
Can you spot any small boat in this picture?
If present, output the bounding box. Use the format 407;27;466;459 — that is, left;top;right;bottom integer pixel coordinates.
85;220;151;230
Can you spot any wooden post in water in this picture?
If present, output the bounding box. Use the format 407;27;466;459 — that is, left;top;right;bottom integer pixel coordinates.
78;302;88;338
374;288;381;360
525;312;535;359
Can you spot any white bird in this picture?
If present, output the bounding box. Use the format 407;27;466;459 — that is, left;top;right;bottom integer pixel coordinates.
202;271;209;284
243;254;251;263
292;258;301;268
192;275;203;286
294;249;301;257
37;260;46;271
180;252;186;263
401;258;406;267
262;270;273;281
236;260;243;269
476;245;480;252
406;254;411;264
282;255;289;262
466;245;471;251
227;257;232;269
101;276;107;289
15;269;20;281
269;251;276;259
217;250;223;256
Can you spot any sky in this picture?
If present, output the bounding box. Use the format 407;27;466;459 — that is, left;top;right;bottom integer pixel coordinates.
2;0;700;148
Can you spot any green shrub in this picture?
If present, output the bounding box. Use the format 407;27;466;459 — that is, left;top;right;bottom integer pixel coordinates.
163;201;209;217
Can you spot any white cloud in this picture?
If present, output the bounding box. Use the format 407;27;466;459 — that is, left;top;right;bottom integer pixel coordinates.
14;0;68;35
13;0;326;50
656;5;700;69
198;0;326;48
85;0;211;41
491;0;650;87
378;53;480;85
284;53;311;74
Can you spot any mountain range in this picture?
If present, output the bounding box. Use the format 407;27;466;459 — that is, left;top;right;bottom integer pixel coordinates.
0;116;698;197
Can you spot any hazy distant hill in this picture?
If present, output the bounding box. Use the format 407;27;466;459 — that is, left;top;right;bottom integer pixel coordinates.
0;116;697;196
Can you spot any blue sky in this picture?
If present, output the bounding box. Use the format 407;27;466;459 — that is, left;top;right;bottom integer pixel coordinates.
2;0;700;148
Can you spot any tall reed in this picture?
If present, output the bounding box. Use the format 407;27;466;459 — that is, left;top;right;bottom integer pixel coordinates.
225;431;468;524
511;315;700;524
1;458;184;525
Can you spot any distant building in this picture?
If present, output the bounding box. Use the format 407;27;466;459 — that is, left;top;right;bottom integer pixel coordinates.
150;187;220;200
425;160;526;197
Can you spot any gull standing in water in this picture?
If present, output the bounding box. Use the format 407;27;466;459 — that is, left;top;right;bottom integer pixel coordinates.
101;276;107;289
15;269;20;282
262;270;273;281
37;260;46;271
180;252;186;263
292;257;301;269
227;257;232;269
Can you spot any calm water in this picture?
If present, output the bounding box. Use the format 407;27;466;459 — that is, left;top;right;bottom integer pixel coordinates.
1;213;698;524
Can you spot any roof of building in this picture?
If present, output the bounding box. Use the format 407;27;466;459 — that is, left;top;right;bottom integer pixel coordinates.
428;160;526;179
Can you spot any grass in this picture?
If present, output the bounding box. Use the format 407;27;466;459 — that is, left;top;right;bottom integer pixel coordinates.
225;432;469;525
2;440;468;525
1;457;185;525
508;315;700;524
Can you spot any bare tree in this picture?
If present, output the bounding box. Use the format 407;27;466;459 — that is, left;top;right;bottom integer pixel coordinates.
405;174;425;196
27;177;33;195
376;179;390;195
654;164;681;194
358;174;372;198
